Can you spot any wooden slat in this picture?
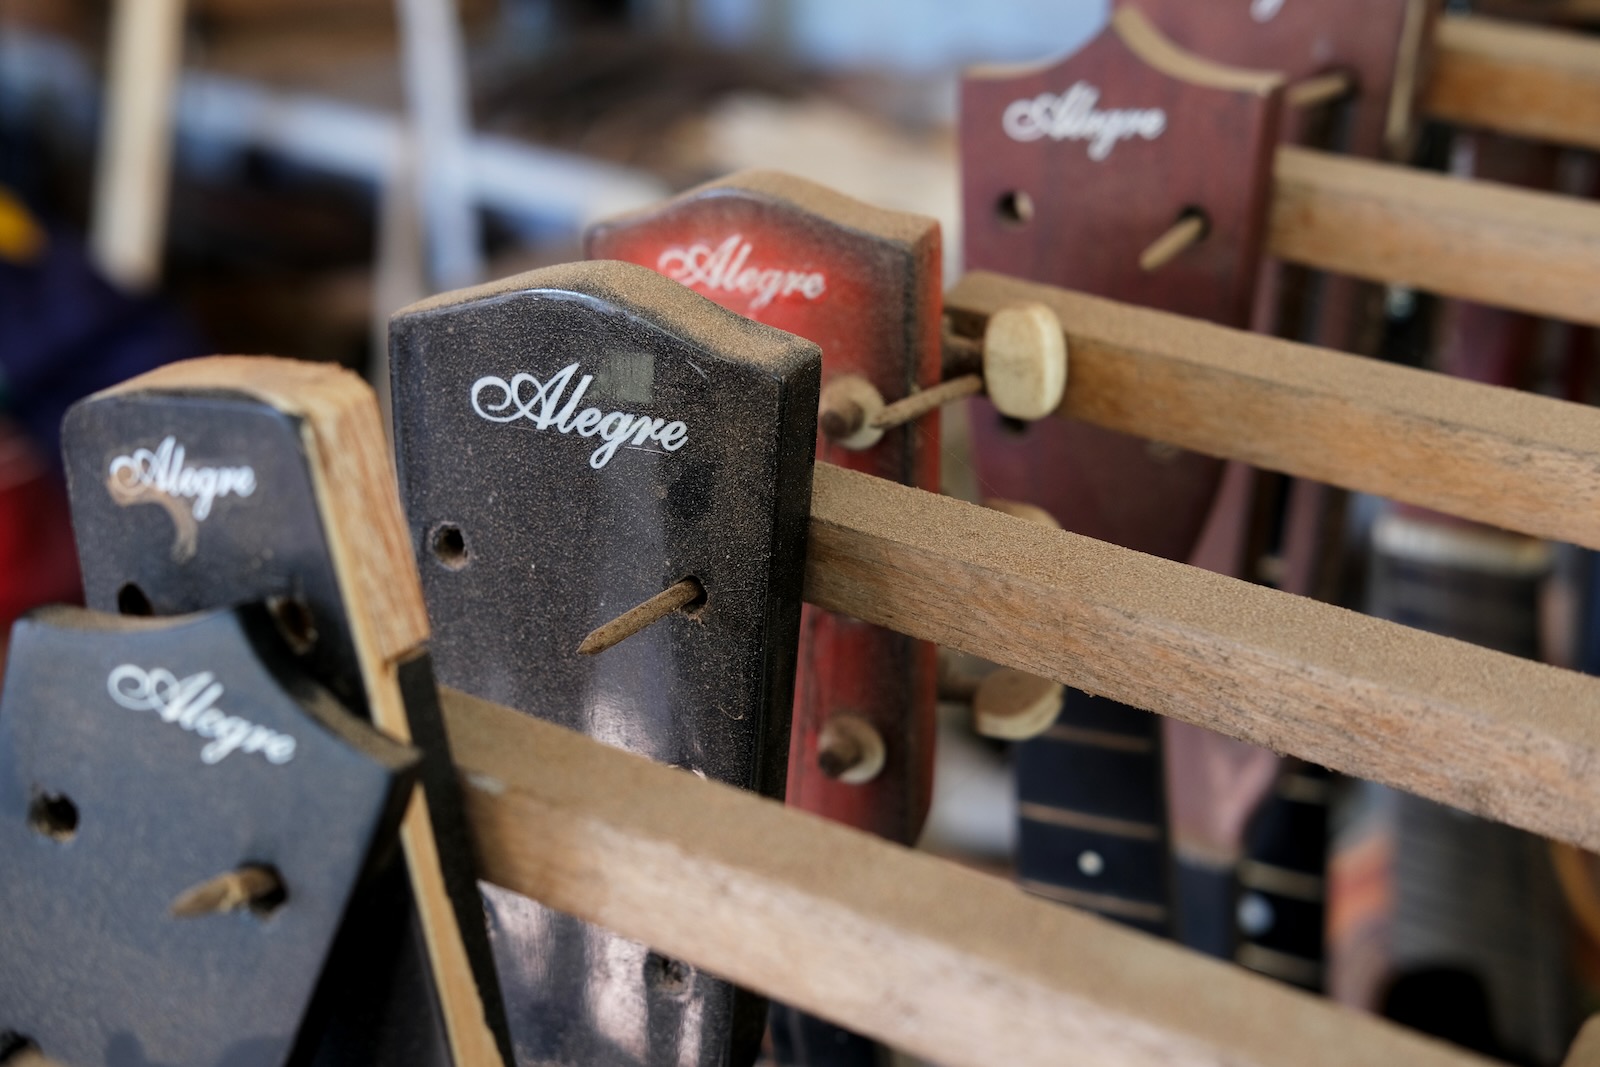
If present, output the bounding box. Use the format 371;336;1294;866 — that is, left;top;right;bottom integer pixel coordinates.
803;464;1600;853
1268;145;1600;327
946;271;1600;551
1566;1017;1600;1067
1427;14;1600;153
446;687;1496;1067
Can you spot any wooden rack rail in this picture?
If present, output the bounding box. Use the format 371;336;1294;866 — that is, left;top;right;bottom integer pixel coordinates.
946;272;1600;550
421;265;1600;1066
1269;146;1600;326
448;686;1501;1067
1429;13;1600;152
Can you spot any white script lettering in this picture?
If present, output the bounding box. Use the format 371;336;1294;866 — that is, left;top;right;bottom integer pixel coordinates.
1001;82;1167;161
656;235;827;313
470;362;690;470
107;664;297;766
109;436;256;521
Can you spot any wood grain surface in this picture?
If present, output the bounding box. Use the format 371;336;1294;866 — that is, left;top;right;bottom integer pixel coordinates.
1427;14;1600;152
1269;145;1600;327
804;464;1600;854
946;272;1600;551
445;686;1500;1067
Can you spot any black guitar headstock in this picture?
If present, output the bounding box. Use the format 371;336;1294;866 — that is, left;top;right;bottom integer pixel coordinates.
60;358;511;1066
0;603;416;1067
390;259;821;1067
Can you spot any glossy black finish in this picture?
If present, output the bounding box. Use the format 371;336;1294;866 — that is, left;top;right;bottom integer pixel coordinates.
61;387;510;1065
390;260;820;1067
0;605;416;1067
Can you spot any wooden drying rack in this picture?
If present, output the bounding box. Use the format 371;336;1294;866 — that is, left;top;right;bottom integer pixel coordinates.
425;264;1600;1067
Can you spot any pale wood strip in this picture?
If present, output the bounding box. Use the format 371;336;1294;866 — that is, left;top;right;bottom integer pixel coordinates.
1564;1017;1600;1067
90;0;186;288
945;272;1600;552
1269;145;1600;327
1427;14;1600;152
804;464;1600;853
445;687;1495;1067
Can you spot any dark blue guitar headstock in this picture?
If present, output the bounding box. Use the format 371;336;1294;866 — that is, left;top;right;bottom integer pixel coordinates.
390;259;821;1067
60;358;512;1066
0;604;416;1067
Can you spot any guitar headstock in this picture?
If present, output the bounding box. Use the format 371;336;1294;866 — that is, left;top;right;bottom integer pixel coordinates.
0;603;416;1066
389;259;820;1067
1126;0;1437;157
587;171;943;844
961;7;1283;326
60;358;511;1067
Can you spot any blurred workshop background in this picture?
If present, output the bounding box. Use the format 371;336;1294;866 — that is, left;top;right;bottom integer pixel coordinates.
5;2;1600;1065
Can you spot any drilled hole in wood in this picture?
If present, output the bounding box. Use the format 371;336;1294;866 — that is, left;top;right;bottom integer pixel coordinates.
245;864;289;918
0;1032;41;1064
267;595;318;656
679;577;708;619
116;582;153;616
432;524;469;569
645;951;692;996
996;190;1034;226
28;791;78;842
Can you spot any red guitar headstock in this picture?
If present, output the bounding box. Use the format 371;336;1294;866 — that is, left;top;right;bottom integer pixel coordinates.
588;173;944;846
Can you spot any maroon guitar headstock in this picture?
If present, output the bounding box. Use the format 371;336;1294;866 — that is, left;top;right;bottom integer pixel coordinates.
587;172;942;847
1127;0;1437;158
962;7;1284;327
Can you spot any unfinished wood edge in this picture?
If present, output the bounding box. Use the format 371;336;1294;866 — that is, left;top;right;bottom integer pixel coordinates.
89;0;186;289
99;355;500;1067
99;356;432;663
590;168;939;253
1385;0;1435;155
1565;1016;1600;1067
806;464;1600;853
1112;7;1285;96
292;367;506;1067
1436;11;1600;69
446;689;1496;1067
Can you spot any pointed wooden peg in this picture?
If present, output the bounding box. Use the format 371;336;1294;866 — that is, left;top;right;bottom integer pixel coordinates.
1139;212;1209;272
820;303;1067;451
170;864;285;918
577;578;705;656
1286;70;1355;110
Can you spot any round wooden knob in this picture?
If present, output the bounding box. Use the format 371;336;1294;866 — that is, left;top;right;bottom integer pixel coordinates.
817;714;887;785
982;303;1067;421
818;375;886;451
973;669;1064;741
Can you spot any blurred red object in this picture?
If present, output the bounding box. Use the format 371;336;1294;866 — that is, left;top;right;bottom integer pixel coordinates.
0;418;81;635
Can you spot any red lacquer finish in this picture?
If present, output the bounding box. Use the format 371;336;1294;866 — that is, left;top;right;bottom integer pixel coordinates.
587;172;943;844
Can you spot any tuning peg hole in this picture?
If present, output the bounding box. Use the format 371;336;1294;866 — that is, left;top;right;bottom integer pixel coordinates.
27;791;78;842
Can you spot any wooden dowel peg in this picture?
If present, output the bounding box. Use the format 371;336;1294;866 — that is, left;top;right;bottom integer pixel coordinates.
869;375;986;430
578;578;704;656
170;864;285;918
1286;71;1355;110
816;714;886;785
973;670;1065;741
3;1049;68;1067
1139;212;1209;273
820;303;1067;451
